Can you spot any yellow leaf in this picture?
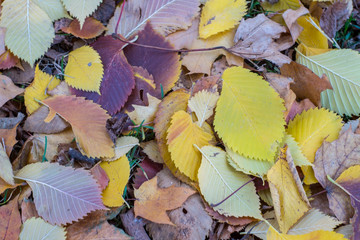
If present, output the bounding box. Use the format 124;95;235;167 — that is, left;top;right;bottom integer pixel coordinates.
287;108;343;184
64;46;104;93
267;227;347;240
127;94;161;125
261;0;300;12
100;155;130;207
167;110;212;181
24;65;60;115
267;149;310;233
0;0;55;65
198;145;262;219
214;66;285;161
103;136;139;162
188;90;219;127
199;0;247;39
297;16;328;49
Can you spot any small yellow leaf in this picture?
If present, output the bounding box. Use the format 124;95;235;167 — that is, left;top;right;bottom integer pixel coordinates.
100;155;130;207
297;16;328;49
199;0;247;39
127;94;161;125
103;136;139;162
287;108;343;184
167;110;212;181
24;65;60;114
64;46;104;93
267;227;347;240
188;90;219;127
267;148;310;233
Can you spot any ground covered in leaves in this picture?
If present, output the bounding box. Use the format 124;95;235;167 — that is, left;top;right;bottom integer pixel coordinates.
0;0;360;239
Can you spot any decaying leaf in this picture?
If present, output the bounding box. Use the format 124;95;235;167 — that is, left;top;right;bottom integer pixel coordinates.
314;130;360;222
134;176;196;225
64;46;104;93
188;90;219;127
43;95;114;158
0;75;24;108
199;0;247;39
107;0;200;37
167;110;212;180
61;17;107;39
198;146;262;219
0;195;21;240
230;14;292;66
214;66;285;161
100;155;130;207
15;162;107;225
19;217;66;240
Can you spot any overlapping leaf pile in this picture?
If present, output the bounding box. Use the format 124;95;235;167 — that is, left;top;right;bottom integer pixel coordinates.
0;0;360;239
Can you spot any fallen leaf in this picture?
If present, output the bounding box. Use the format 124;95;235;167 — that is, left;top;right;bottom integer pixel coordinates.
320;0;353;39
43;95;114;158
0;75;24;108
199;0;247;39
198;145;262;219
230;14;292;66
287;108;343;184
154;90;190;176
100;155;130;207
0;195;21;240
141;140;164;164
267;148;310;233
133;157;163;189
19;217;66;240
188;90;219;127
64;46;104;93
267;226;347;240
127;94;161;125
103;136;139;161
214;66;285;161
15;162;107;225
61;17;106;39
71;36;135;114
313;130;360;222
124;22;181;96
167;110;212;180
335;165;360;239
107;0;200;37
0;143;14;185
134;176;196;225
281;61;333;106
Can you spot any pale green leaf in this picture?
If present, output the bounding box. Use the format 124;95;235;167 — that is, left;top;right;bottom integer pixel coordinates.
296;49;360;115
20;217;66;240
197;145;262;219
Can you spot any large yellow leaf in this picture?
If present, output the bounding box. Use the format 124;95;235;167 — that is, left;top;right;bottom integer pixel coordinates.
199;0;247;39
20;217;66;240
0;0;55;65
197;145;262;219
64;46;104;93
297;16;328;49
287;108;343;184
214;67;285;161
61;0;102;27
167;110;212;181
100;155;130;207
267;149;310;233
267;227;347;240
43;95;114;158
24;65;60;115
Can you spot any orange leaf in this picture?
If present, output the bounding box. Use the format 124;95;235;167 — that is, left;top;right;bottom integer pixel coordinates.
134;176;196;225
0;195;21;240
42;95;114;158
62;17;107;39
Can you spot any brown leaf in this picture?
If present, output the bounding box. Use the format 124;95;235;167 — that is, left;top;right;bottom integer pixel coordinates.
62;17;107;39
320;0;353;39
282;6;309;42
281;61;333;106
230;14;292;66
43;95;114;158
314;130;360;222
134;175;196;225
0;75;24;108
0;195;21;240
23;106;69;134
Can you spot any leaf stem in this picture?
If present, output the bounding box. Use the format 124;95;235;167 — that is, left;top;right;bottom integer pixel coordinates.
210;176;256;208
